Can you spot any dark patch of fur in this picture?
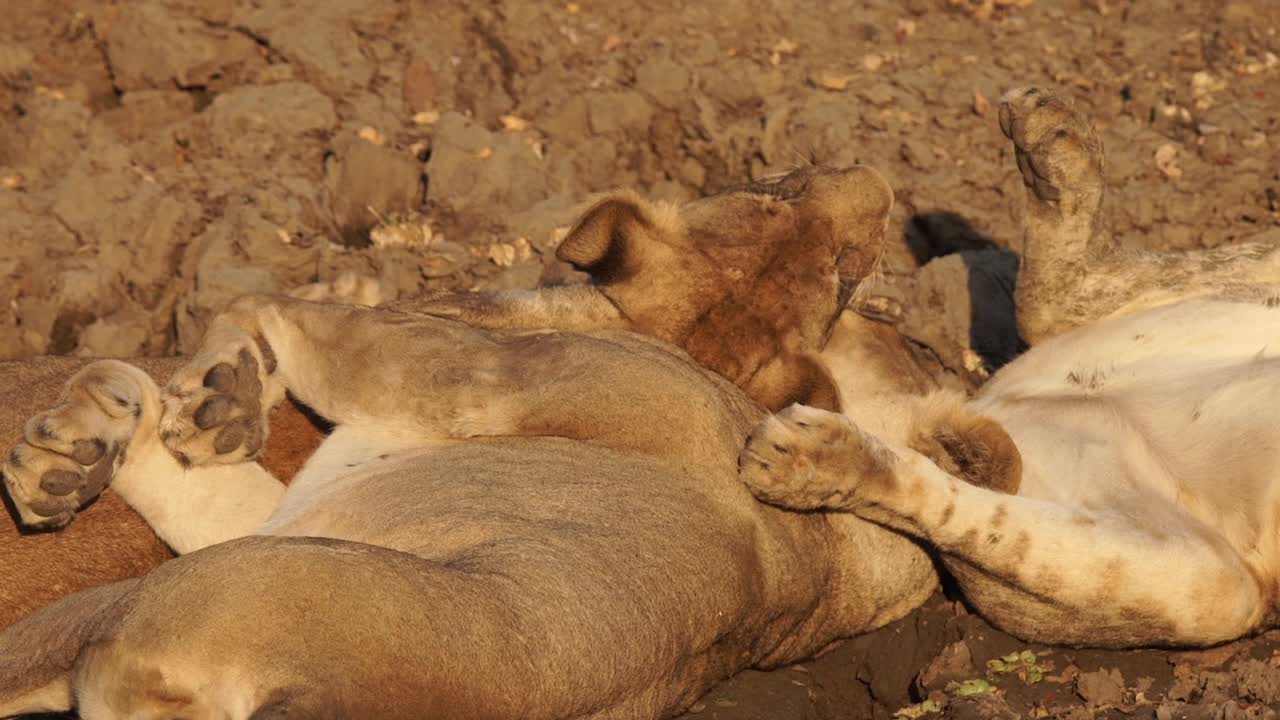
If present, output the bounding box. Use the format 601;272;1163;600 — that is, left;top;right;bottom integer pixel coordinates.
911;412;1022;495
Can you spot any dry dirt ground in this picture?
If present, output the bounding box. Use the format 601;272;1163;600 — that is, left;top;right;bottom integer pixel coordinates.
2;0;1280;718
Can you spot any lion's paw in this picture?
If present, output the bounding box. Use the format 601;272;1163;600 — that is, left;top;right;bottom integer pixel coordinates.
161;334;273;467
998;86;1104;213
2;361;153;529
739;404;898;512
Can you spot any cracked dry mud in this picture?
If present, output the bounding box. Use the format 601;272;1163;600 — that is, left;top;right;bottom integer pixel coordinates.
2;0;1280;718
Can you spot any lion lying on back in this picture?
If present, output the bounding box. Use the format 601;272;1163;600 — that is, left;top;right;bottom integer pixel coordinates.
0;165;942;719
744;87;1280;648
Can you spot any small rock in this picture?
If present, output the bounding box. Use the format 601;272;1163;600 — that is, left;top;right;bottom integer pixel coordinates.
859;83;897;107
206;82;338;157
419;241;470;278
75;313;150;357
586;90;654;135
917;641;975;691
635;52;692;108
810;71;852;91
326;134;425;248
1234;659;1280;705
900;139;936;171
1075;667;1125;707
402;54;438;113
98;90;198;143
0;43;35;80
105;3;259;90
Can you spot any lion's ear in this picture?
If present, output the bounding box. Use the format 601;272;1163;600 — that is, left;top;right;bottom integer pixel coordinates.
556;194;652;274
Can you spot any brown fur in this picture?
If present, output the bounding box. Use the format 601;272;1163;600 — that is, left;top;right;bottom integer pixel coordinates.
907;392;1023;495
393;165;895;413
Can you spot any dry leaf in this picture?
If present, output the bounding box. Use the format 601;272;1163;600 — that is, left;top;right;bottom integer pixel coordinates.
500;114;530;131
770;38;798;66
1154;143;1183;179
973;90;990;116
950;0;1033;20
895;19;917;42
962;349;988;377
813;72;852;91
862;54;884;71
488;239;533;267
372;222;434;249
512;237;533;261
1;174;23;190
771;38;799;55
412;110;440;125
357;126;386;146
488;243;516;267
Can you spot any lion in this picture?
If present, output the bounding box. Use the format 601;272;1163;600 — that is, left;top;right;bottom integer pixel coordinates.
741;86;1280;649
0;164;945;719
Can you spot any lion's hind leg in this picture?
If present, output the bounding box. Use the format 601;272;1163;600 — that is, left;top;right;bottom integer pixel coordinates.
159;296;461;466
739;405;1266;647
0;578;139;717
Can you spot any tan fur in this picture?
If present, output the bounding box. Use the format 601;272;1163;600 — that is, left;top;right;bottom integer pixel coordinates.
0;165;940;718
743;86;1280;649
999;87;1280;345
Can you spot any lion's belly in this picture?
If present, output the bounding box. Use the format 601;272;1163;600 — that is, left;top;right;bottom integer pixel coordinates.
972;298;1280;548
255;435;848;686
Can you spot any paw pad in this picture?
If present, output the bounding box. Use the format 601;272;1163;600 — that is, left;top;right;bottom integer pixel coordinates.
162;342;271;466
2;361;148;529
998;86;1103;208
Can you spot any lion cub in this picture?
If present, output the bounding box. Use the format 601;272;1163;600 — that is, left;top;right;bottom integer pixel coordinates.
743;87;1280;648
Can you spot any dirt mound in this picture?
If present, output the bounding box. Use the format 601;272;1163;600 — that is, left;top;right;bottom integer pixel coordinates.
2;0;1279;717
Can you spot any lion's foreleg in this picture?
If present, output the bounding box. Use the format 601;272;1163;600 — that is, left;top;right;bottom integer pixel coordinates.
740;405;1267;647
